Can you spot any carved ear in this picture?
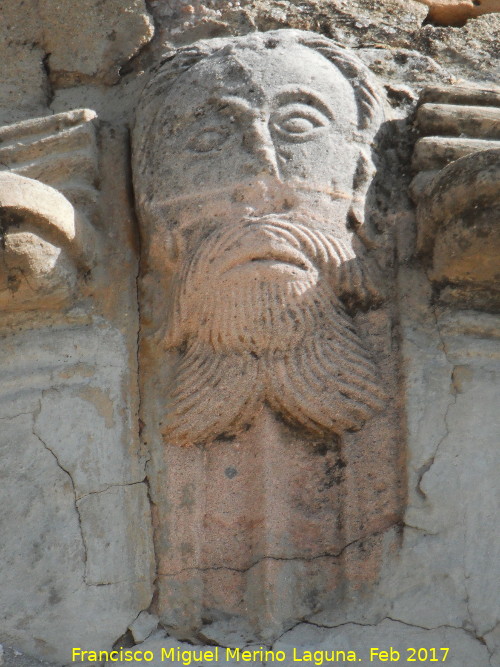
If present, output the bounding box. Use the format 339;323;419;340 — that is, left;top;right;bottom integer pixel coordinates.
164;229;184;269
146;227;183;275
322;232;385;311
347;148;378;249
0;172;97;270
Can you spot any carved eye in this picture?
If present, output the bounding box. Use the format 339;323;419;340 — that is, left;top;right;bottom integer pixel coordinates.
187;128;229;153
280;117;317;134
272;104;329;142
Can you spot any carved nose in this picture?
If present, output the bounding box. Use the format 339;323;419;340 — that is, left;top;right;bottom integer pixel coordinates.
243;119;280;178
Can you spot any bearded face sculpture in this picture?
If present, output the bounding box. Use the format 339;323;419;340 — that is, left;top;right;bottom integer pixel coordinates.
133;30;387;447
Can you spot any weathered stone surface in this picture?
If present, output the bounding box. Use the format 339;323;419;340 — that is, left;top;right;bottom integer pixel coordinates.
39;0;154;86
0;0;154;126
78;484;153;586
0;644;57;667
0;325;154;664
146;0;499;86
0;2;48;123
307;286;500;645
410;86;500;201
0;45;48;127
147;0;429;47
417;102;500;138
276;619;492;665
108;633;265;666
129;611;159;644
34;378;144;499
0;109;100;214
412;136;500;171
107;615;495;666
387;302;500;645
0;0;499;663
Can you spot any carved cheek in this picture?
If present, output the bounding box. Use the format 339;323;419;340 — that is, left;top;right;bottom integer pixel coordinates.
274;138;329;182
270;127;354;187
326;135;360;189
161;133;250;190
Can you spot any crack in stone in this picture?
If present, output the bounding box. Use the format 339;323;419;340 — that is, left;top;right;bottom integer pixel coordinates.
41;52;55;109
87;578;151;587
416;298;457;500
158;525;399;578
406;286;490;651
272;616;494;653
126;613;495;655
122;608;160;646
129;125;159;624
115;9;155;82
33;415;152;590
403;521;439;535
459;460;487;652
0;411;34;420
416;383;456;499
483;622;498;664
32;407;89;586
386;616;466;633
387;617;492;655
76;479;147;501
415;456;434;500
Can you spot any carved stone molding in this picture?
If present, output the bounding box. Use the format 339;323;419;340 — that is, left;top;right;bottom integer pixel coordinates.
0;110;100;311
411;85;500;309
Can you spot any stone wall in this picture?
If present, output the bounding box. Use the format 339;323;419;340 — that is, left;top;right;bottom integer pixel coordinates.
0;1;498;665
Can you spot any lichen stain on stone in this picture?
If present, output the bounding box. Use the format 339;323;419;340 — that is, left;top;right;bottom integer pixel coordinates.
77;386;115;429
180;483;196;509
451;364;474;393
58;362;96;380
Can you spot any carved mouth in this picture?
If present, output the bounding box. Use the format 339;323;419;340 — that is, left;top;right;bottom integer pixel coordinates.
248;249;311;270
223;248;313;276
221;231;314;276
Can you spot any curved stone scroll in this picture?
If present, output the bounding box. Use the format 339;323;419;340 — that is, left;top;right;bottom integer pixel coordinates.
0;110;100;310
411;85;500;309
0;107;155;662
133;30;403;640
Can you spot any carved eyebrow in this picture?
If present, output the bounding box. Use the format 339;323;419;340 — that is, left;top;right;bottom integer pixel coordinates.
213;96;255;115
273;87;335;121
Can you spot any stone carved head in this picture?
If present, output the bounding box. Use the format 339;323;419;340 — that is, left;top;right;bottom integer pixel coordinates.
133;30;387;446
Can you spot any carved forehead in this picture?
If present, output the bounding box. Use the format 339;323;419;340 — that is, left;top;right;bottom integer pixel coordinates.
161;42;358;122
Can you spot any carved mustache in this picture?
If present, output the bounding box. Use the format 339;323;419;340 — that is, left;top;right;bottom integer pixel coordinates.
183;215;356;283
220;233;314;275
162;214;382;355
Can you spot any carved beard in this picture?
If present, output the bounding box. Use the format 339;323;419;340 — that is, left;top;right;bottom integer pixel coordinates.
161;216;386;446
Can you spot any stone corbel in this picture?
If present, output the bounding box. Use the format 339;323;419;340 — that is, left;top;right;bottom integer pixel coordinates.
0;109;100;311
411;85;500;308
